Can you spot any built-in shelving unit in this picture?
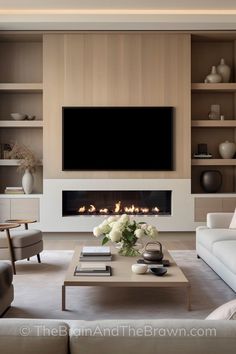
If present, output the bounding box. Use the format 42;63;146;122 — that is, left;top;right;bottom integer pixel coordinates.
0;34;43;195
191;34;236;194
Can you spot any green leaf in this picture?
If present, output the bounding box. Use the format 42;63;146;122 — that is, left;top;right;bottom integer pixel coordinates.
138;222;146;225
102;236;109;245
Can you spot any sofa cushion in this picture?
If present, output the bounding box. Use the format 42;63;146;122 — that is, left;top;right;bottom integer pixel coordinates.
0;262;13;297
213;240;236;274
206;299;236;320
0;230;42;248
196;228;236;252
69;319;236;354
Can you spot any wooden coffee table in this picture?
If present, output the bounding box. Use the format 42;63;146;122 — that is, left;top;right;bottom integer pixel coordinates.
62;245;191;311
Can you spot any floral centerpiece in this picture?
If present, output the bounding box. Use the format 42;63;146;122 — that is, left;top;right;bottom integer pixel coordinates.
93;214;158;256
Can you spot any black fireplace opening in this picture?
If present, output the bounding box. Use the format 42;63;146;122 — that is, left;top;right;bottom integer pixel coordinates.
62;190;172;216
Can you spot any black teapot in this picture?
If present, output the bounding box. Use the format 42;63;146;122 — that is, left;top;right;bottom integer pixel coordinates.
142;242;163;262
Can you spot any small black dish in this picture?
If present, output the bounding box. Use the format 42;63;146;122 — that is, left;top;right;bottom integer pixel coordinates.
150;267;167;277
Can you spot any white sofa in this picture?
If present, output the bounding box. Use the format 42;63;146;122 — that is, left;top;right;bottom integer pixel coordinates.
0;318;236;354
196;212;236;292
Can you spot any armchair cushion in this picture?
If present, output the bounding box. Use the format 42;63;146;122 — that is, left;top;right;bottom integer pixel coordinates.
0;230;42;248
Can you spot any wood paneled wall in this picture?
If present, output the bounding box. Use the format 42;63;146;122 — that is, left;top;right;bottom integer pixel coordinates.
43;33;191;179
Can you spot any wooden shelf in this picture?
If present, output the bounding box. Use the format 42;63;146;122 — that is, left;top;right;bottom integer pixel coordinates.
191;120;236;127
0;159;43;166
191;83;236;92
0;120;43;128
0;194;42;198
0;83;43;93
192;159;236;166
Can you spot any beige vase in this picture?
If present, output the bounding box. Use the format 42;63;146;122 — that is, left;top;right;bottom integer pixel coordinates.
217;58;231;83
205;66;222;83
219;141;236;159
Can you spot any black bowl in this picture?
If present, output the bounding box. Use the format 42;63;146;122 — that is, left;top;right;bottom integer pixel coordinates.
150;267;167;276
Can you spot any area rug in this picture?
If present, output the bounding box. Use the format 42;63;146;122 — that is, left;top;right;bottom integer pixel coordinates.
4;250;235;320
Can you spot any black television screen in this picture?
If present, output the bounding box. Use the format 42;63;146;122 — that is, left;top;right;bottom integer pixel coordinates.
62;107;173;171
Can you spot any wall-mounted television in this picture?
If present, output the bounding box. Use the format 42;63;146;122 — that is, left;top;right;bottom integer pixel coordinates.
62;107;174;171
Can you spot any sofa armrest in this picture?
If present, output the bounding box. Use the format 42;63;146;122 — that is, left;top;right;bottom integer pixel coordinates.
207;213;233;229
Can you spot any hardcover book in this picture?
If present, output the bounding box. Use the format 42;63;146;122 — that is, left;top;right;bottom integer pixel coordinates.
74;265;112;276
81;246;111;256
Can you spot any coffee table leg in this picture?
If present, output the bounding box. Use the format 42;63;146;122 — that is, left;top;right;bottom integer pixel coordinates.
62;285;66;311
187;286;191;311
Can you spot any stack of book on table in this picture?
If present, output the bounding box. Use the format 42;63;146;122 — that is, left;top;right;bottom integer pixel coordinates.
4;187;24;194
79;246;112;262
74;262;112;276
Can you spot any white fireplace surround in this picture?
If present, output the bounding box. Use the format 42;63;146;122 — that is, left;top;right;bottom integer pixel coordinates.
40;179;196;232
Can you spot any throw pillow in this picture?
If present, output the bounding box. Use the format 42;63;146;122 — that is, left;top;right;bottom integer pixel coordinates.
229;209;236;228
206;299;236;320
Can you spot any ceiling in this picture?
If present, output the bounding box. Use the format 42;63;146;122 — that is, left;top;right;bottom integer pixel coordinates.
1;1;236;30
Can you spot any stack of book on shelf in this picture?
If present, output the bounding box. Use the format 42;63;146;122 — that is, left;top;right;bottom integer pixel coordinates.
4;187;24;194
79;246;112;262
74;262;112;276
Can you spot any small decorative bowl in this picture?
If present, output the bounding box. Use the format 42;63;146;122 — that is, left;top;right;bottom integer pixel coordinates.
150;267;167;276
11;113;27;120
131;264;148;275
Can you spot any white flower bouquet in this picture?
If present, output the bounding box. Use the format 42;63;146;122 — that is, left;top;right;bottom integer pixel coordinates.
93;214;158;256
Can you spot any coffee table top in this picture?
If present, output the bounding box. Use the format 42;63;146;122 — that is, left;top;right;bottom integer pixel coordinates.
64;245;189;288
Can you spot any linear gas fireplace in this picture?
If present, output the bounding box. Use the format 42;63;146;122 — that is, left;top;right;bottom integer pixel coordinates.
62;190;171;216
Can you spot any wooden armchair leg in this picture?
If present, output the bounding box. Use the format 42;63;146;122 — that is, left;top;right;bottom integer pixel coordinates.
37;254;41;263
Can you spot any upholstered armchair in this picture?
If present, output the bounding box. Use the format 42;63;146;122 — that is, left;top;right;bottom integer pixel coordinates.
0;220;43;274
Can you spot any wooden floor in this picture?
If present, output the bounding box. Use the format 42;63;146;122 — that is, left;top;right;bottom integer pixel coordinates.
43;232;196;250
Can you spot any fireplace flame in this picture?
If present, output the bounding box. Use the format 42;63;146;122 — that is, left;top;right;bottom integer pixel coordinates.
152;207;160;213
115;201;121;213
77;202;160;215
99;208;108;214
141;207;149;213
88;204;96;213
124;205;135;213
78;206;86;213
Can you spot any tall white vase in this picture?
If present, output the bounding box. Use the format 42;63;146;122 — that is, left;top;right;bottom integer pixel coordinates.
217;58;231;83
22;168;34;194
